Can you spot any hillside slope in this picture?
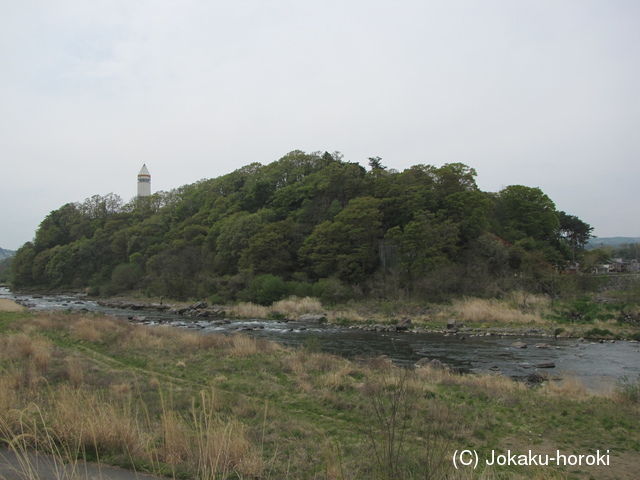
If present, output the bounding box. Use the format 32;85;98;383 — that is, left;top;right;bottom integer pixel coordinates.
9;150;593;302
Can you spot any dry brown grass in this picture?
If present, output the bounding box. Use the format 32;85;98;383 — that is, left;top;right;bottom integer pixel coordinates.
0;298;25;312
120;325;166;349
160;409;191;466
51;386;148;458
65;355;85;388
231;296;325;321
0;334;53;373
110;381;133;397
283;350;307;376
189;388;261;478
32;340;53;373
504;290;551;309
25;314;57;331
229;333;259;357
460;372;527;406
0;379;264;478
272;296;323;319
3;307;631;479
0;370;20;418
318;364;357;391
71;317;103;342
176;329;230;352
445;295;548;325
282;350;350;393
232;302;270;319
540;374;593;400
413;362;457;383
326;308;368;323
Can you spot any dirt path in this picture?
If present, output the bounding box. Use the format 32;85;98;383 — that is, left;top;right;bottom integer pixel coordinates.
0;448;170;480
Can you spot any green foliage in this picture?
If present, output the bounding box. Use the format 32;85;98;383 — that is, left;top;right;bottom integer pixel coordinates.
385;211;459;281
304;336;322;352
557;210;594;259
583;327;615;338
244;274;289;305
10;243;36;287
286;280;313;298
312;278;352;305
9;151;595;304
146;246;203;300
300;197;383;281
0;257;11;283
108;263;143;294
496;185;560;243
565;297;605;322
549;294;624;324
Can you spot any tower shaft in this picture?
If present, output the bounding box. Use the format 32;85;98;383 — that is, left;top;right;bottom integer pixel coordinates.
137;164;151;197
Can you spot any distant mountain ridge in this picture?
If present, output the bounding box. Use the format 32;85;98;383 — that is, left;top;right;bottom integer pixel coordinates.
587;237;640;249
0;248;15;259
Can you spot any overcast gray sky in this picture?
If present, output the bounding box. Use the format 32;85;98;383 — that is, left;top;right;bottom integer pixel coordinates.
2;0;639;251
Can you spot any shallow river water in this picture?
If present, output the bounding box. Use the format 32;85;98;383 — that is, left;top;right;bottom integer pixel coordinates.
2;288;639;388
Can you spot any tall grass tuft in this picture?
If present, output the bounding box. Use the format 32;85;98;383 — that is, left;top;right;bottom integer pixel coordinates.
0;334;53;373
615;375;640;404
191;388;259;478
65;355;85;389
450;296;547;324
71;318;103;343
232;302;270;319
541;374;591;400
51;386;147;458
160;409;191;467
272;296;324;319
229;333;259;357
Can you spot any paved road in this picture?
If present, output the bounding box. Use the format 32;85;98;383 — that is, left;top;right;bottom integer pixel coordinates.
0;448;170;480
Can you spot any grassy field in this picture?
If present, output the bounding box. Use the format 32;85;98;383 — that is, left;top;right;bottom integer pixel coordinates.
0;304;638;479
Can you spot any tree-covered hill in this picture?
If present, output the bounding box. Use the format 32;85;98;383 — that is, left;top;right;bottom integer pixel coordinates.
10;150;594;303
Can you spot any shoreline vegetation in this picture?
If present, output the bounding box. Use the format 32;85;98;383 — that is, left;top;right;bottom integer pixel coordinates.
1;300;639;479
15;286;636;341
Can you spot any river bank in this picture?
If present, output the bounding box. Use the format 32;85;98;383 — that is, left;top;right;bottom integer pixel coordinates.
3;288;640;385
88;294;640;342
6;284;640;336
0;307;638;479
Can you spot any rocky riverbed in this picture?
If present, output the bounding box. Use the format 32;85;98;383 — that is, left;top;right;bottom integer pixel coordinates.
3;288;639;387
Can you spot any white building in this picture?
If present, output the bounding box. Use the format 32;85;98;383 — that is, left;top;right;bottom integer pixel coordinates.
137;164;151;197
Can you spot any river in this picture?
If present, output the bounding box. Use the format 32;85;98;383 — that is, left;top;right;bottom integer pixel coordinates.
2;288;639;388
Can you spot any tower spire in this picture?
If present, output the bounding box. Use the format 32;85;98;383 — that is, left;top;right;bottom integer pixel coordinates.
137;164;151;197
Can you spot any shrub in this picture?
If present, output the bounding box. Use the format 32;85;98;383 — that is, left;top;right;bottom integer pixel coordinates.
312;278;351;305
246;274;289;305
286;280;313;298
110;263;143;292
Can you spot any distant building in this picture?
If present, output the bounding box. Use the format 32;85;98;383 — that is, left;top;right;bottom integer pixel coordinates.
137;164;151;197
593;259;640;274
593;264;611;275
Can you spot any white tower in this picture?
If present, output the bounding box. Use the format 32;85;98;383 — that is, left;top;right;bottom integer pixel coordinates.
137;164;151;197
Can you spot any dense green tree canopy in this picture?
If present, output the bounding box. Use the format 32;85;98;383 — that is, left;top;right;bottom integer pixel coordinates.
10;151;593;303
496;185;560;243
